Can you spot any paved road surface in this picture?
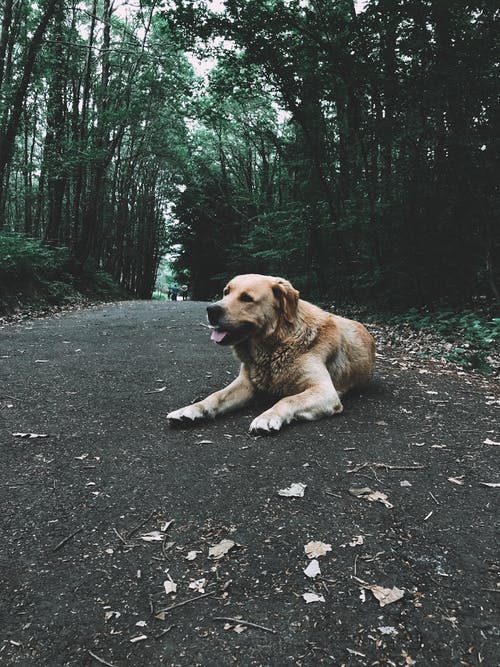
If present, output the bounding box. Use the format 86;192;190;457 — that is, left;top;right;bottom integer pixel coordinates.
1;300;498;665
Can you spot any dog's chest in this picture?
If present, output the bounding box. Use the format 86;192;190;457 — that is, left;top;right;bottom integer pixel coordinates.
244;344;299;395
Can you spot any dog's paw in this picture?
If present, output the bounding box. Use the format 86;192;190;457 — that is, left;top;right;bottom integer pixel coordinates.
249;413;283;435
167;404;208;426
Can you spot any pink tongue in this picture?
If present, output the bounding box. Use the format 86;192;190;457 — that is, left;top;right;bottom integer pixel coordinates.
210;329;229;343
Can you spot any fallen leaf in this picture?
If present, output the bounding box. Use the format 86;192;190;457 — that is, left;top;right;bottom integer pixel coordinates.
163;579;177;595
104;610;120;621
483;438;500;446
160;520;174;532
140;531;165;542
185;550;201;561
233;624;246;633
145;386;166;393
135;621;147;627
13;432;48;439
378;626;399;636
346;648;366;657
302;592;325;604
189;578;206;593
130;635;147;643
447;476;464;486
479;482;500;488
355;578;404;607
209;539;236;560
349;535;364;547
304;540;332;559
303;559;321;578
372;585;404;606
349;487;393;508
278;482;307;497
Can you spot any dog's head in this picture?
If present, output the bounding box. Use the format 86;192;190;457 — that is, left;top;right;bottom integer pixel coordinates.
207;274;300;345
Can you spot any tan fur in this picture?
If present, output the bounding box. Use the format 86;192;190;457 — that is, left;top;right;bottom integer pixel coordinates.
168;274;375;434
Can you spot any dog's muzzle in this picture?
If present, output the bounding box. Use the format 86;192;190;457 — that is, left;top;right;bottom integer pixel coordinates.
207;303;224;326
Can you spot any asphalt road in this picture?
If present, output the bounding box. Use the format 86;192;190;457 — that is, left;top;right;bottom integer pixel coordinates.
0;300;498;666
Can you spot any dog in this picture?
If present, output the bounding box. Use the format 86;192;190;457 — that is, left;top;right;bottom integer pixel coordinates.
167;274;375;434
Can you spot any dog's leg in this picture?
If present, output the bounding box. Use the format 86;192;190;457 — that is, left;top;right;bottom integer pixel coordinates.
167;370;255;425
249;375;343;435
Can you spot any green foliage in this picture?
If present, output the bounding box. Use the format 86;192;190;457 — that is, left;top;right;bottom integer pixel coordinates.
0;233;124;313
383;308;500;373
0;234;68;280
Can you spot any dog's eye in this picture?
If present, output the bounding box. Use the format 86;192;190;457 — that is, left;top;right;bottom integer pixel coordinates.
239;293;254;303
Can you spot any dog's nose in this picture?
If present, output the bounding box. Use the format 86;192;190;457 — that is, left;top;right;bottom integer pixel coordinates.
207;303;224;326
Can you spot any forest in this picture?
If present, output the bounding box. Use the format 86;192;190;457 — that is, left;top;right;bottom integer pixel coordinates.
0;0;498;308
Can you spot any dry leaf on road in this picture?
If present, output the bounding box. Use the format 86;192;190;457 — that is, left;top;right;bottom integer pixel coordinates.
163;579;177;595
304;540;332;559
13;432;48;439
140;531;165;542
302;592;325;604
349;487;393;508
189;578;206;593
278;482;307;497
303;559;321;578
209;539;236;560
354;577;404;607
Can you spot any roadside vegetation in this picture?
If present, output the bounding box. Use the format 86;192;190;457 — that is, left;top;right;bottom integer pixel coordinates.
0;233;124;318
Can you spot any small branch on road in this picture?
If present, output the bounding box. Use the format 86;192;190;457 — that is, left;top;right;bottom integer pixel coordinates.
347;462;426;473
126;509;156;539
154;624;176;639
112;527;127;544
155;589;215;616
88;650;117;667
52;527;83;552
213;616;277;634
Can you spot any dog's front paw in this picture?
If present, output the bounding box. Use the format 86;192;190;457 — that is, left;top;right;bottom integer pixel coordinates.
167;404;209;426
249;413;284;435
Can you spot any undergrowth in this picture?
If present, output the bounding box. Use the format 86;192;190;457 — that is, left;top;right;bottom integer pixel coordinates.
0;233;124;314
373;307;499;373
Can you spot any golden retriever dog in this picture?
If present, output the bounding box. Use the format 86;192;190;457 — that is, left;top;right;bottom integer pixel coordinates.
167;274;375;434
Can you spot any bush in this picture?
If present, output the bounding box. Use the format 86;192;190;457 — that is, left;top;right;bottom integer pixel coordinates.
0;233;68;281
383;308;499;373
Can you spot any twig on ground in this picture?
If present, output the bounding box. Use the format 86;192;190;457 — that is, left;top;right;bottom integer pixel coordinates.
126;509;156;539
162;537;175;559
112;527;127;544
155;590;215;615
325;491;342;498
429;491;440;504
88;650;117;667
52;527;83;552
306;640;336;661
213;616;277;634
154;624;175;639
347;462;426;473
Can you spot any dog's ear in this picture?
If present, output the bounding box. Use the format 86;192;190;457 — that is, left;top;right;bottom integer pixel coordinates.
272;279;299;324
